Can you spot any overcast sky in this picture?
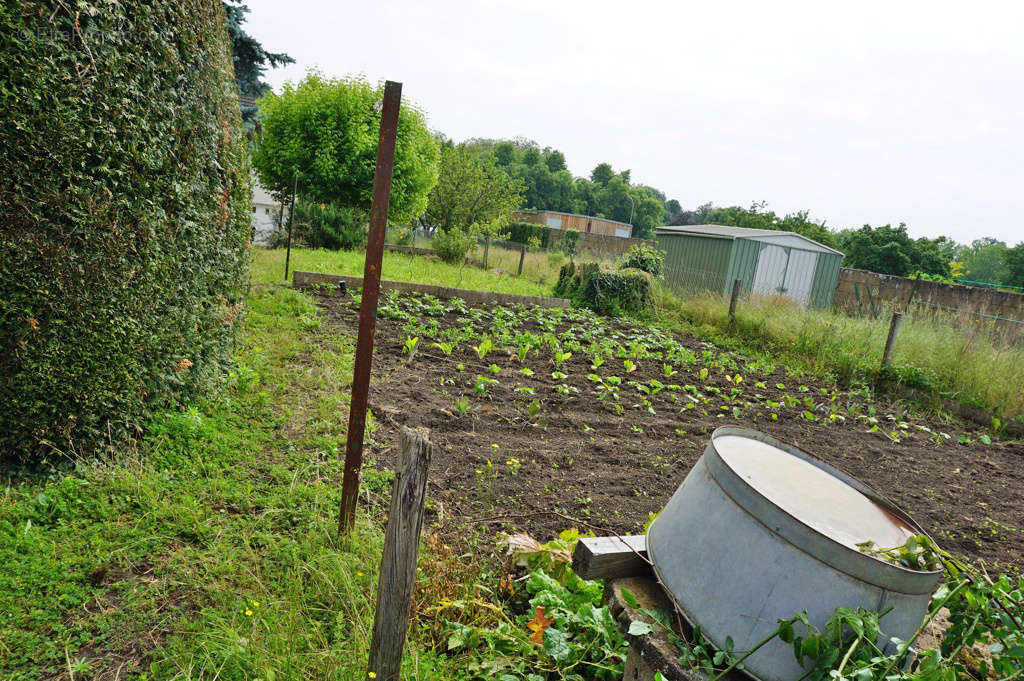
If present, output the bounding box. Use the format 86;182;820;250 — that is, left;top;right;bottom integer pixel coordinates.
244;0;1023;245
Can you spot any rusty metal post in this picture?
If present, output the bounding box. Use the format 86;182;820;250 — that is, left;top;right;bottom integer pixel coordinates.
284;171;298;282
339;80;402;535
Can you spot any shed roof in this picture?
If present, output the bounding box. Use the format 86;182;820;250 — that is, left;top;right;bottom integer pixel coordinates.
655;224;843;256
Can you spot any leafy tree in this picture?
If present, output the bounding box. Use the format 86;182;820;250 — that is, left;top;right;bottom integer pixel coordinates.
423;145;524;233
545;149;567;172
1004;242;1024;288
665;199;681;216
252;73;440;223
590;163;614;186
838;225;950;277
961;238;1009;284
222;1;293;125
494;141;516;166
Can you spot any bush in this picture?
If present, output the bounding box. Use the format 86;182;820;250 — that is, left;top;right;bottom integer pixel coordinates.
554;262;653;316
505;222;551;248
295;201;366;250
562;229;579;255
620;243;665;276
0;2;251;460
433;229;476;265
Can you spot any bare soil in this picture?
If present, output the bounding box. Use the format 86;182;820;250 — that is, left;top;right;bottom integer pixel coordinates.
318;292;1024;571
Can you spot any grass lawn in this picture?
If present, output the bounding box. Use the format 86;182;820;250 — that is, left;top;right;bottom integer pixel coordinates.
251;246;554;298
0;285;460;680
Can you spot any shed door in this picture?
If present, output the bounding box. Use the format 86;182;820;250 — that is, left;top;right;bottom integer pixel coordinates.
782;250;817;305
752;245;817;305
752;245;789;298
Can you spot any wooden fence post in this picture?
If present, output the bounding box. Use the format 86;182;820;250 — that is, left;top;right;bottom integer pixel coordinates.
728;279;742;323
517;243;526;276
483;235;490;269
367;428;432;681
881;312;903;368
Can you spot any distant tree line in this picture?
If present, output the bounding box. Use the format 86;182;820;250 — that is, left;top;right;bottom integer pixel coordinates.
458;138;673;240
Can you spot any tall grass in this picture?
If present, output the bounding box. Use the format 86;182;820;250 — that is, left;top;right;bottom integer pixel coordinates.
653;285;1024;423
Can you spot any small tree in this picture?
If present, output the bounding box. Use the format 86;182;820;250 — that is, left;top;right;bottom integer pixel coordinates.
252;73;440;223
423;145;524;234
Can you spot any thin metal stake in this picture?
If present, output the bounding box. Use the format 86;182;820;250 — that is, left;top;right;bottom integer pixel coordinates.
339;81;402;535
284;171;298;282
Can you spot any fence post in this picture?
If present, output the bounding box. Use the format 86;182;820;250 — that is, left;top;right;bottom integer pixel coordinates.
367;428;432;681
728;279;742;323
517;243;526;276
483;234;490;269
881;311;903;368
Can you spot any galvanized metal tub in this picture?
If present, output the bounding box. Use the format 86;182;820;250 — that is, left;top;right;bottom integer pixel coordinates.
647;427;941;681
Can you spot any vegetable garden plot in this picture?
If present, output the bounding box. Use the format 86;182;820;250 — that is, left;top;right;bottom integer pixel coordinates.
316;290;1024;570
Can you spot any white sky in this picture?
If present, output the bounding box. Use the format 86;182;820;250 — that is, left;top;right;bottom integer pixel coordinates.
244;0;1024;245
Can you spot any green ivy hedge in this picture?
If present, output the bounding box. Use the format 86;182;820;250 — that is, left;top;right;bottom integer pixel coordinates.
554;262;653;316
0;2;251;460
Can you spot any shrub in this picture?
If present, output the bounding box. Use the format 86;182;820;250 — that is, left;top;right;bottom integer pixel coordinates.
555;262;653;316
433;229;477;265
505;222;551;248
0;2;251;460
295;201;366;250
562;229;580;255
620;243;665;276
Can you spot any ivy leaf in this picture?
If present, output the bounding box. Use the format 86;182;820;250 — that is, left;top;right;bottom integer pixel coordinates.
628;621;654;637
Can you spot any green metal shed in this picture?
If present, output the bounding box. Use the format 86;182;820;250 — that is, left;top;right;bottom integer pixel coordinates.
655;225;844;308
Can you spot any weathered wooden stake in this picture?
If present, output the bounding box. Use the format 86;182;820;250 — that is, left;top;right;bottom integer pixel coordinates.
367;428;432;681
483;234;490;269
882;311;903;367
517;243;526;276
728;278;742;322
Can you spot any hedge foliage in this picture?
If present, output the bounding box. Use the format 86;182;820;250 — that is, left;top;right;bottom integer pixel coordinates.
1;2;251;460
554;262;653;316
619;243;665;276
504;221;552;248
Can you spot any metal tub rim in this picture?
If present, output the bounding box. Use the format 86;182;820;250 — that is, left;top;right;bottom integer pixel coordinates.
648;427;941;597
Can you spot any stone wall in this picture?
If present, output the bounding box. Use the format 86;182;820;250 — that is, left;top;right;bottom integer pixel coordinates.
548;230;655;261
834;268;1024;338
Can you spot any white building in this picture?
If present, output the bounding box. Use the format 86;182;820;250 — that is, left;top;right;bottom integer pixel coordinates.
252;182;284;244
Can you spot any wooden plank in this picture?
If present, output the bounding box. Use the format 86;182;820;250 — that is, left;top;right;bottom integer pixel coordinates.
571;535;650;580
367;428;432;680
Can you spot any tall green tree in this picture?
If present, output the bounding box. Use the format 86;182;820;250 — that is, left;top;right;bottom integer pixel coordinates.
252;73;440;223
838;224;950;277
590;163;615;186
423;145;524;233
222;1;293;124
961;238;1009;284
1004;242;1024;288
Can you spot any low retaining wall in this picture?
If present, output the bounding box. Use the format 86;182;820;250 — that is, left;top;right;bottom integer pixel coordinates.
384;244;436;257
834;268;1024;336
548;231;655;260
292;271;570;309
